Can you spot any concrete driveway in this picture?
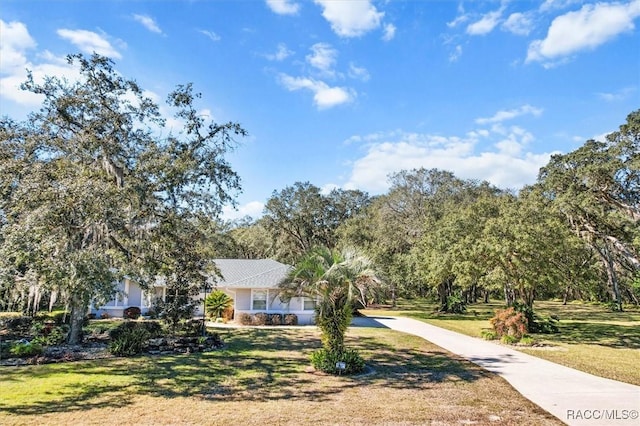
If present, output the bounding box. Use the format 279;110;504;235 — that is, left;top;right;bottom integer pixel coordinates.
352;315;640;426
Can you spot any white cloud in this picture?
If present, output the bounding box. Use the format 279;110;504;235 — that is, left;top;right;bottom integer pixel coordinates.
527;0;640;64
449;45;463;62
597;86;636;102
348;63;370;81
0;20;36;74
133;14;163;34
502;12;534;36
0;50;81;108
306;43;337;74
475;105;543;125
266;0;300;15
199;30;221;42
314;0;384;37
265;43;293;61
466;8;504;35
382;23;396;41
279;73;354;109
540;0;581;13
222;201;265;221
343;129;552;193
57;28;123;59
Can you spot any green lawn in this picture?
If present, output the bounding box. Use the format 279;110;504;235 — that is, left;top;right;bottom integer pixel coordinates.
0;327;560;425
362;299;640;386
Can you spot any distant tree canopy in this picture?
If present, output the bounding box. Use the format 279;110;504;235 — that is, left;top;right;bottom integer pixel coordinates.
0;54;246;342
261;111;639;311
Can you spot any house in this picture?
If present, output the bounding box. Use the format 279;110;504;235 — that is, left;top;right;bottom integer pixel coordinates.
92;259;318;325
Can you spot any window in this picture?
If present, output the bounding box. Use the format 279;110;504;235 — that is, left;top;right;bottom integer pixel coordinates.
303;297;316;311
252;290;267;311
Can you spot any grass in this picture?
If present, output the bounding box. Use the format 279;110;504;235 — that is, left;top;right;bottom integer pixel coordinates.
362;299;640;386
0;327;561;425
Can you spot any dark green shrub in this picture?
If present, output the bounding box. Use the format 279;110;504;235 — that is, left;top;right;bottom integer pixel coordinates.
9;341;43;357
239;313;252;325
481;329;498;340
109;327;149;356
123;306;141;320
283;314;298;326
445;293;467;314
310;348;365;375
204;291;233;319
109;320;163;340
511;302;559;334
252;312;268;326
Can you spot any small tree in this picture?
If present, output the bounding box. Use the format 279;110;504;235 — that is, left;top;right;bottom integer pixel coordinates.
204;290;233;319
280;247;381;373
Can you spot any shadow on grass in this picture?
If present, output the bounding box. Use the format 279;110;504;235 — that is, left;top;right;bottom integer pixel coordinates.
0;327;489;415
537;322;640;349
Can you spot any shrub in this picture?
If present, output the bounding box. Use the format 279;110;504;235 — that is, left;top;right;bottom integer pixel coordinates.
500;334;519;345
239;313;253;325
269;314;282;325
123;306;141;320
511;302;559;334
204;291;233;319
252;312;268;326
109;326;149;356
9;341;43;357
310;348;365;375
283;314;298;326
490;307;528;340
109;320;163;340
481;329;498;340
519;336;535;346
445;293;467;314
32;324;69;346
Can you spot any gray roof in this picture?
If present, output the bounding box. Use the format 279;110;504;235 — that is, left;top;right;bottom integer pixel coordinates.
211;259;291;289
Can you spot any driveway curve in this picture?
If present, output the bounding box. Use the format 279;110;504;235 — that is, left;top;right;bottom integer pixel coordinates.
353;316;640;426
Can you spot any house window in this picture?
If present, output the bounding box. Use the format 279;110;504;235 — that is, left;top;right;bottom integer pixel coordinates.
303;297;316;311
252;290;267;311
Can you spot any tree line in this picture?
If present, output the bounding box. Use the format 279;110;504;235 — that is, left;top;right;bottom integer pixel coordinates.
222;111;640;312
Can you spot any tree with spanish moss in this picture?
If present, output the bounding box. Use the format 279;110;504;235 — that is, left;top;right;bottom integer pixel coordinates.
0;53;246;343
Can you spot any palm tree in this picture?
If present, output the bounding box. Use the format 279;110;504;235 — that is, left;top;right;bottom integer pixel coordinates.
280;246;381;354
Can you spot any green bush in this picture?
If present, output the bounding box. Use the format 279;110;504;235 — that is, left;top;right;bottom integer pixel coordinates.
519;336;535;346
9;341;43;357
480;329;498;340
109;327;149;356
109;320;163;340
204;291;233;319
445;293;467;314
310;348;365;375
500;334;519;345
511;302;559;334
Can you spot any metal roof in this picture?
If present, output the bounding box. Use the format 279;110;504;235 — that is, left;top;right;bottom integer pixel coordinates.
211;259;291;289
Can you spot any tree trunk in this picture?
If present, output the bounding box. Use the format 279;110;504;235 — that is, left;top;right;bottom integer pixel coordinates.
67;294;86;345
600;244;623;312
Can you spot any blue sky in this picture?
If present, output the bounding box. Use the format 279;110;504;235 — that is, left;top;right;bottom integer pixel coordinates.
1;0;639;220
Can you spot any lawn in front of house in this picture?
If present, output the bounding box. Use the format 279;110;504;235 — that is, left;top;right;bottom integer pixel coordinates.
361;299;640;386
0;327;560;425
